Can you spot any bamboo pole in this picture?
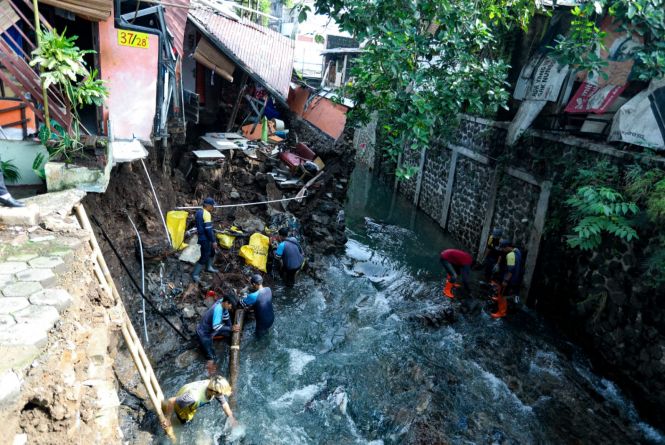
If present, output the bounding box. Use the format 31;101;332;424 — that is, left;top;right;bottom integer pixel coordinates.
31;0;50;132
74;204;175;442
228;309;245;409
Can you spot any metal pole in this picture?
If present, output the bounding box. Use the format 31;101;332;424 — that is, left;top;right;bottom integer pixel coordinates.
140;159;172;246
127;214;149;345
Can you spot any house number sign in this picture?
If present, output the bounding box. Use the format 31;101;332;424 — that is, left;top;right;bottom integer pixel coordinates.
117;30;149;49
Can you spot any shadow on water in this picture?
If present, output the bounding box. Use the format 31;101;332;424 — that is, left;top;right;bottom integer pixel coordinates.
155;167;665;444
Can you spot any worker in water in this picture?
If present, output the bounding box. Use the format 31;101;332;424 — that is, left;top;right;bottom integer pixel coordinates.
274;227;305;287
479;227;503;281
491;239;522;319
161;375;237;429
0;168;24;207
440;248;473;298
196;291;238;371
238;274;274;337
192;197;218;283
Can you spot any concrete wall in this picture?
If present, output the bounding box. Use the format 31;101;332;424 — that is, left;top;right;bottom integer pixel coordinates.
0;140;49;185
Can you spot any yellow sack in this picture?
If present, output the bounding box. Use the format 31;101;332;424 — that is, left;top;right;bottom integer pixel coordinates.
166;210;189;250
238;232;269;272
217;233;236;249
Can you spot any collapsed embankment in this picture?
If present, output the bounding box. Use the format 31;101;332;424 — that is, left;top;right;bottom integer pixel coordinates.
82;121;355;441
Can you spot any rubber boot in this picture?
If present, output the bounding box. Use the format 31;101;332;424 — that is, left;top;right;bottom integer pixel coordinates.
206;259;219;273
491;295;508;319
443;275;455;299
191;263;203;283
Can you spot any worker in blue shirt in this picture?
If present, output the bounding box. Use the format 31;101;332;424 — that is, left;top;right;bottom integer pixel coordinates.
274;227;304;287
238;274;274;337
192;197;218;283
197;292;238;370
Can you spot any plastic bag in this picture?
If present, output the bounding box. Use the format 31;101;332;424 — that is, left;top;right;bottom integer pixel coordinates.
238;232;269;272
166;210;189;250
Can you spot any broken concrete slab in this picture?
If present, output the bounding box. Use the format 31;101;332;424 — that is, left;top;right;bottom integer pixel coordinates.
13;305;60;331
0;298;30;314
0;261;28;274
21;189;86;219
15;268;57;287
29;288;73;313
5;253;38;262
2;281;42;298
28;256;66;273
0;204;40;226
0;274;13;288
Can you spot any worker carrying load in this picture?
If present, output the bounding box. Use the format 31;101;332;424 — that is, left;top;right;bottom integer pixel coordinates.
274;227;305;287
161;376;237;430
192;197;218;283
491;239;522;319
440;248;473;298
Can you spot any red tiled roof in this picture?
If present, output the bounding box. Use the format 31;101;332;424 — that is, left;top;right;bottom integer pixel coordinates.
189;7;295;101
164;0;190;56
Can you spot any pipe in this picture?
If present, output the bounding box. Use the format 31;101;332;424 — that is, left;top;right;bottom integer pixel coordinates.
140;159;172;246
127;214;150;345
228;308;245;409
90;214;190;342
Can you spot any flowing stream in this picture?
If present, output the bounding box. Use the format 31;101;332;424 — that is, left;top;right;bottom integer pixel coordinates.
156;168;664;444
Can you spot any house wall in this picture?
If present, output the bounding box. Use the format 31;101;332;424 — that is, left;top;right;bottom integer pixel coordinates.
98;16;159;142
0;140;49;185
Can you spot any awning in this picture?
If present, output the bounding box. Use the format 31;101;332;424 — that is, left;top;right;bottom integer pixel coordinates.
193;38;235;83
38;0;112;21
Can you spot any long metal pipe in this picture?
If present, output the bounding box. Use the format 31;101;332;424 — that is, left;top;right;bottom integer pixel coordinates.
175;196;302;210
127;214;149;345
140;159;172;246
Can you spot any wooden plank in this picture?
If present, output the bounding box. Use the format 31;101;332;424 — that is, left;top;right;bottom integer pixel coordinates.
38;0;112;21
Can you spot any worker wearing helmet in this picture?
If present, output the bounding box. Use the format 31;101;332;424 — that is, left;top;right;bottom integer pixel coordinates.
479;227;504;281
161;376;237;428
491;239;522;319
192;197;218;283
238;274;274;337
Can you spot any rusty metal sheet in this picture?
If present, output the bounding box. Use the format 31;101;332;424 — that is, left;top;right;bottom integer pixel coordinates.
189;7;295;101
163;0;190;56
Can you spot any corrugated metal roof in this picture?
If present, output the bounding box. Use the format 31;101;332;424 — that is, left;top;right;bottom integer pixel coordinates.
189;7;295;101
164;0;190;56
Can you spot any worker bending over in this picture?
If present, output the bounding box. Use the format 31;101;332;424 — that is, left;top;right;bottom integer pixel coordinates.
492;239;522;319
192;197;218;283
440;248;473;298
197;292;238;371
161;376;237;429
239;274;274;337
274;227;305;287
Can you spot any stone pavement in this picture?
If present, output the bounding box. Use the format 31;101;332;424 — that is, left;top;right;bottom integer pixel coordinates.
0;225;84;406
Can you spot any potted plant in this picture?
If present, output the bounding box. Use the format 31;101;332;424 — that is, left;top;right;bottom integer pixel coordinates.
30;28;110;191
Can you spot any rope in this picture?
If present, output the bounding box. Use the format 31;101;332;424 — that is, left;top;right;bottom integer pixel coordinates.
175;195;305;210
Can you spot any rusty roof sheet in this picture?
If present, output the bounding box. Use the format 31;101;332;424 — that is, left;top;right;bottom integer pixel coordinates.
164;0;190;56
189;7;295;101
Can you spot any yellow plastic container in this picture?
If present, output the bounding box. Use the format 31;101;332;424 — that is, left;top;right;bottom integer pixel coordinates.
166;210;189;250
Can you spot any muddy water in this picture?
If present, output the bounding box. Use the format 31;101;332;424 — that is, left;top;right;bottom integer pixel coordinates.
156;168;664;444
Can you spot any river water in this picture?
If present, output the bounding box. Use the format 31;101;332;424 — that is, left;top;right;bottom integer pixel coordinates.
157;168;664;444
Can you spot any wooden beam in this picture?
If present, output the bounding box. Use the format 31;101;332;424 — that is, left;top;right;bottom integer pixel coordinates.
440;149;459;229
476;167;500;261
228;308;245;409
522;180;552;302
226;71;248;132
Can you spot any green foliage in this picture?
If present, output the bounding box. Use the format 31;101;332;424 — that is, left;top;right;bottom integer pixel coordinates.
625;164;665;223
30;28;108;161
565;185;639;250
552;0;665;80
32;152;47;181
312;0;531;164
0;159;21;184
